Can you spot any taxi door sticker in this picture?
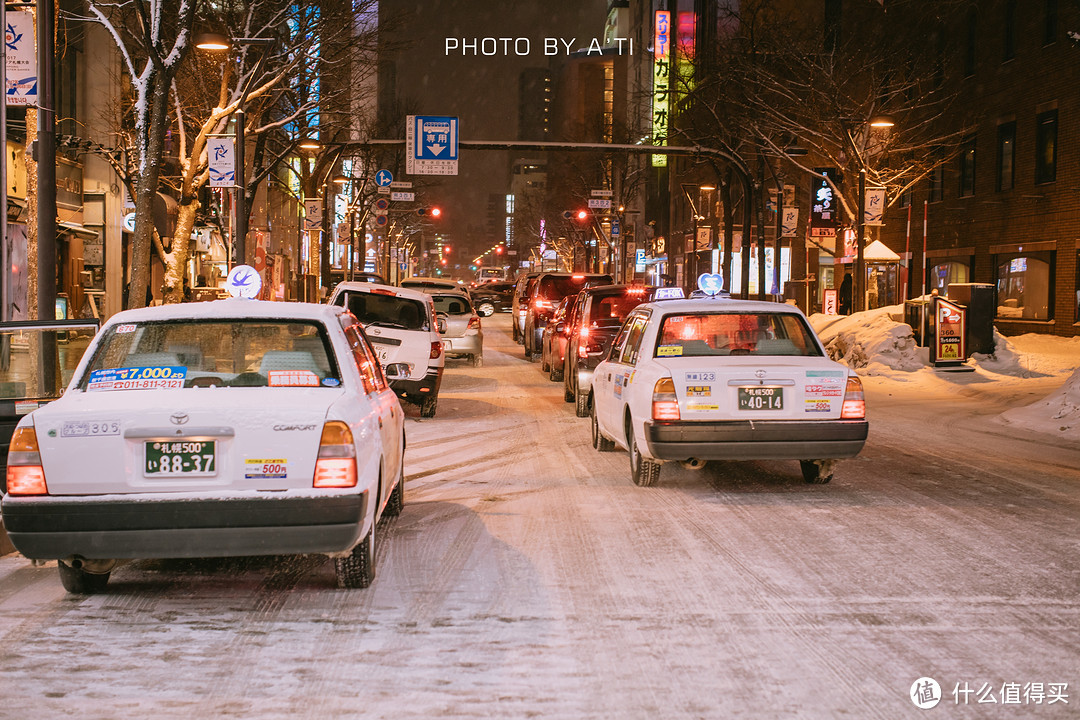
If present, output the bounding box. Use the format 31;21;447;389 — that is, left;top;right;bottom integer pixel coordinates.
614;372;625;398
245;458;288;479
657;345;683;356
803;370;843;413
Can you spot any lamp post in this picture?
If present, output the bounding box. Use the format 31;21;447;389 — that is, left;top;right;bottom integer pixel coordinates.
195;34;275;268
680;183;704;289
851;115;895;313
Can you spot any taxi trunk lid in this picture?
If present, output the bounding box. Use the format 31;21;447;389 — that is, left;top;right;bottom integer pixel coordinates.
661;356;849;421
31;389;334;495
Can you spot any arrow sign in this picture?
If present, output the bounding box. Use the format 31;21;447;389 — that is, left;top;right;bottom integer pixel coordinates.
406;115;459;176
375;169;393;187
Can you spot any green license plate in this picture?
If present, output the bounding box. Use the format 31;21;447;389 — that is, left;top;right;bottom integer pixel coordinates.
145;440;216;476
738;386;784;410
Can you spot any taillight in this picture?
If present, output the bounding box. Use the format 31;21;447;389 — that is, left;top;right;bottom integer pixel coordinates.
430;341;443;359
314;421;357;488
468;316;481;331
841;376;866;419
651;377;681;421
7;426;48;495
534;299;553;311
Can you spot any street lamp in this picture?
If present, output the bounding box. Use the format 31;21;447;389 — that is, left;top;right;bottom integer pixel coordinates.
196;33;275;268
680;183;707;289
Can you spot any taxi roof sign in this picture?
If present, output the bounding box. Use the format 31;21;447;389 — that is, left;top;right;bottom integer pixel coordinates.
697;273;725;297
225;264;262;299
654;287;685;300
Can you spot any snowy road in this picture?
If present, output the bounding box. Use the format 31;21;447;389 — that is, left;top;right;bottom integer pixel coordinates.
1;314;1078;719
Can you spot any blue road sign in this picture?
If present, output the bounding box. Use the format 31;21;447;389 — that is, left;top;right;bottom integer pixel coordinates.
413;116;458;161
611;218;621;236
375;169;393;187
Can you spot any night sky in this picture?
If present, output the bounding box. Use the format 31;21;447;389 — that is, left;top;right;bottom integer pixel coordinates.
379;0;609;262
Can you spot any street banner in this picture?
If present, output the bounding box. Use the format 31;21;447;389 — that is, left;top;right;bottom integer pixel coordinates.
781;207;799;237
864;187;886;226
823;289;838;315
303;199;323;231
208;138;236;188
5;12;36;106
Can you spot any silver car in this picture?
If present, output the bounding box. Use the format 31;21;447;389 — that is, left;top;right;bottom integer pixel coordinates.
431;292;483;366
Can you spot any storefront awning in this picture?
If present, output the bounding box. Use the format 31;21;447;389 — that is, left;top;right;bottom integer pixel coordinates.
58;221;99;240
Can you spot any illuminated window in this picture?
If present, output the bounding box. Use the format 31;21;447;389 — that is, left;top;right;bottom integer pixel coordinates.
996;252;1053;320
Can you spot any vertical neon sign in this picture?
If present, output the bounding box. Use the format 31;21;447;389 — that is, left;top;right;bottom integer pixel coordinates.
652;10;671;167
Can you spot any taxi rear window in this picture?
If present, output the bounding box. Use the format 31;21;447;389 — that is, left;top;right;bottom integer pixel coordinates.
79;320;341;390
654;313;822;358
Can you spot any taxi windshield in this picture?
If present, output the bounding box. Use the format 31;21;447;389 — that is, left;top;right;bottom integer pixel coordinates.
78;320;341;390
654;313;822;358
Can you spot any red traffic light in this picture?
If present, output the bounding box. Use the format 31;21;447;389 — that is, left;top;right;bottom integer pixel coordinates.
443;246;451;253
576;210;588;221
417;206;442;217
496;246;504;254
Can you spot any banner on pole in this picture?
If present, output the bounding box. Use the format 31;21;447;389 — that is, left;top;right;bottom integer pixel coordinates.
208;139;236;187
303;199;323;231
5;12;36;106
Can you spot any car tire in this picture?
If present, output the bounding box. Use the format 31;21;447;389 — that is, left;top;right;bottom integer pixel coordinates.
628;419;660;487
334;523;375;589
563;379;574;403
800;460;834;484
420;395;438;418
591;400;614;452
549;357;563;382
575;383;589;418
58;561;111;594
470;354;483;368
385;463;404;517
541;349;550;372
477;301;495;317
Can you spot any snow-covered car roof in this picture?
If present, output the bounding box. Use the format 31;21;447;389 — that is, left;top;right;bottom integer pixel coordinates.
638;297;811;318
100;299;353;326
331;282;433;303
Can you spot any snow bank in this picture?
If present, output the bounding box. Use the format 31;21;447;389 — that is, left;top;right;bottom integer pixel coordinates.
808;305;925;374
1000;367;1080;436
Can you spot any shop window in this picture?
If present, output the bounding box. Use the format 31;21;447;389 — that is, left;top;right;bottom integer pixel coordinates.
1035;110;1057;184
930;261;970;296
996;253;1053;320
959;136;976;197
997;122;1015;192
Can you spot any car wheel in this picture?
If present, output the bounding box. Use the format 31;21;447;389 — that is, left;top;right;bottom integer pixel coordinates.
470;354;483;368
385;463;404;517
800;459;835;484
334;522;375;589
591;400;614;451
541;347;550;372
477;301;495;317
575;383;589;418
419;395;438;418
58;561;111;594
628;419;660;487
549;356;563;382
563;377;574;403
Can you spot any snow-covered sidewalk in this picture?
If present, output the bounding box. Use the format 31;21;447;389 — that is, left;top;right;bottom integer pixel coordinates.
809;305;1080;438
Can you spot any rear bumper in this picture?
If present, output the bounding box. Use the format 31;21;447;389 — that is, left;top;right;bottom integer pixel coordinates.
391;367;443;403
0;491;369;560
645;419;868;461
443;333;482;357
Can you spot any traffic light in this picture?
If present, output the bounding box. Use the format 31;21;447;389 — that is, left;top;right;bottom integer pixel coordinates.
575;209;589;222
443;245;451;253
417;206;442;217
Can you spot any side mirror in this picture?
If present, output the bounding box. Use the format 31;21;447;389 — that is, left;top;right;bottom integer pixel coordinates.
555;321;567;334
437;318;447;333
383;363;410;381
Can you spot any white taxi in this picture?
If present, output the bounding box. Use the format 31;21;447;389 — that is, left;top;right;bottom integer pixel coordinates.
590;296;868;486
1;299;406;593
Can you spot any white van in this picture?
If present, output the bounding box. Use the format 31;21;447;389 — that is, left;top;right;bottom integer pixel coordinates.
329;282;445;417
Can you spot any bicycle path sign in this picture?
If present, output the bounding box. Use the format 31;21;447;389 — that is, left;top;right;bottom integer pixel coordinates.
406;115;458;176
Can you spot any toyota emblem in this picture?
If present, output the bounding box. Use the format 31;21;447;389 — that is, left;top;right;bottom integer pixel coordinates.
170;412;189;425
755;369;766;379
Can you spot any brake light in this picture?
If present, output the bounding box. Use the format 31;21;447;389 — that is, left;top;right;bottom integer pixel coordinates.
468;316;481;331
534;299;553;311
651;377;681;421
841;376;866;419
6;426;47;495
314;421;357;488
430;341;443;359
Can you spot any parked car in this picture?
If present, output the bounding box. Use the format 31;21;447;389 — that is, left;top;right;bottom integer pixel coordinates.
540;296;575;382
511;272;541;344
523;272;613;362
1;300;407;593
328;282;445;417
590;297;868;487
430;291;483;367
471;280;516;317
563;285;651;416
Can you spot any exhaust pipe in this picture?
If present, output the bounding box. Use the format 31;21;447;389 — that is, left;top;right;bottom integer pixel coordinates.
679;458;707;471
64;556;117;574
